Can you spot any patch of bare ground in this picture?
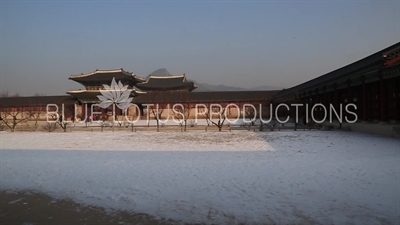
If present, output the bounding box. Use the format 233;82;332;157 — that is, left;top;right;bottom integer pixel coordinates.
0;190;175;225
0;190;321;225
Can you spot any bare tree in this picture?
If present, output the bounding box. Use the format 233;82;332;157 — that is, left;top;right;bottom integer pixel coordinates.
149;103;165;132
147;91;171;132
26;107;44;131
47;105;70;132
170;92;192;131
0;107;30;132
57;117;69;132
267;117;281;131
94;115;108;132
0;120;6;131
243;104;258;126
42;122;57;132
173;103;192;131
204;105;227;132
115;113;126;127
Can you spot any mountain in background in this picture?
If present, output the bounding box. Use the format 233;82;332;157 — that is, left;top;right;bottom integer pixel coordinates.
252;85;283;91
149;68;171;76
147;68;283;91
193;82;247;92
145;68;171;79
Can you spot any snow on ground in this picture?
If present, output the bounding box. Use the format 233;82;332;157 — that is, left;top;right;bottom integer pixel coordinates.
0;130;399;224
0;130;271;151
65;118;246;127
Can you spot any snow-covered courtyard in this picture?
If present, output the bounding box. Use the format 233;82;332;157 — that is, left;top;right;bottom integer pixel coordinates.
0;130;399;224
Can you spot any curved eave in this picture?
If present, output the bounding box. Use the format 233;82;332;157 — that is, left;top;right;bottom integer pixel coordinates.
140;74;186;85
69;69;146;84
149;74;185;79
69;75;144;83
134;90;147;94
70;69;133;78
135;76;147;83
67;89;145;98
136;82;195;91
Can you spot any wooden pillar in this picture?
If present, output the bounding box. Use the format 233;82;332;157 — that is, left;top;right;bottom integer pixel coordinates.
139;104;144;117
333;85;338;113
347;80;353;121
379;76;386;122
396;77;400;122
322;87;327;110
115;107;122;117
318;91;323;120
87;103;92;121
82;103;87;121
362;79;368;121
101;107;106;116
303;96;308;125
313;89;318;119
347;82;352;104
320;92;324;120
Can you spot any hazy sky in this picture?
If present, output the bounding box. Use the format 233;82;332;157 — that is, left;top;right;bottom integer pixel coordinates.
1;0;399;96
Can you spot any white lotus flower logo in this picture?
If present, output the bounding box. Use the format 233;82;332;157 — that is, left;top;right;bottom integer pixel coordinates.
97;78;133;110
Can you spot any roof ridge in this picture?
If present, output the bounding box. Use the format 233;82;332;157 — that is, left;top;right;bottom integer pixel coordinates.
148;74;185;79
69;68;136;78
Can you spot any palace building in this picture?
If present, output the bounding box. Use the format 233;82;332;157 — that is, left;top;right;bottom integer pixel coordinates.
0;68;278;121
136;74;197;92
0;41;399;137
66;69;146;118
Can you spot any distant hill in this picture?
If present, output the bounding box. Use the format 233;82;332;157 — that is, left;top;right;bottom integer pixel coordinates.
194;82;248;92
149;68;171;76
252;85;283;91
145;68;171;79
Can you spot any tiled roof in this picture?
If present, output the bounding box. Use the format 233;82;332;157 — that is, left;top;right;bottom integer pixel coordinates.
0;95;76;107
135;74;196;91
69;68;145;84
273;42;400;100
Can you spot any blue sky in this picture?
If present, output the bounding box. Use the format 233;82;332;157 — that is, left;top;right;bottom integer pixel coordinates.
1;0;399;95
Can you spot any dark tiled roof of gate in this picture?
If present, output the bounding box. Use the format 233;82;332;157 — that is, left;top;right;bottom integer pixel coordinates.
0;95;76;107
69;69;145;84
135;74;196;91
